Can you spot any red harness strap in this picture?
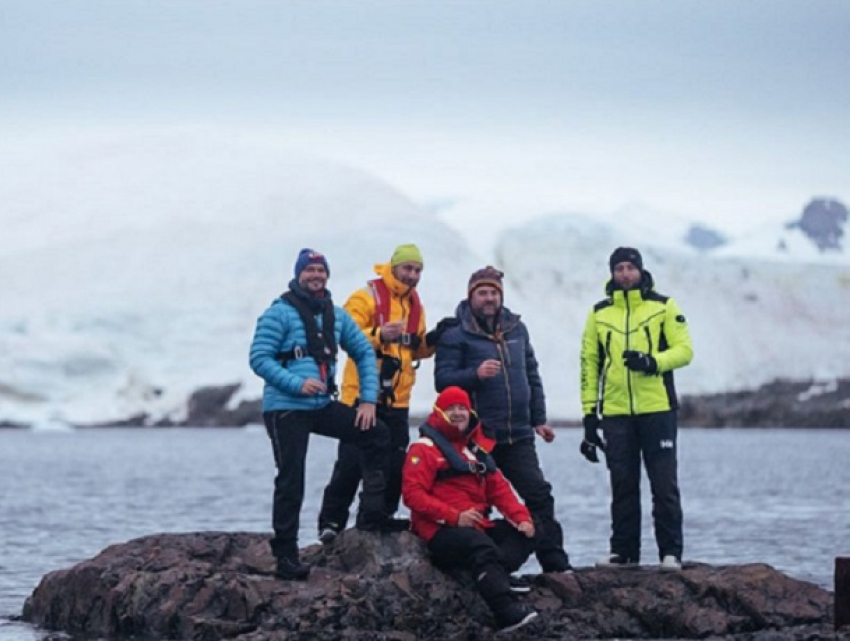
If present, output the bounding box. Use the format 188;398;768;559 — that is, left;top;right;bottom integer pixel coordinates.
369;278;421;340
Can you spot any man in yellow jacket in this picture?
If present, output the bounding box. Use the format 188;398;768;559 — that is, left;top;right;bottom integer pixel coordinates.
580;247;693;571
318;244;435;541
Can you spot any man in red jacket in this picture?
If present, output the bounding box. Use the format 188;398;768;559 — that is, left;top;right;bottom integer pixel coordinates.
402;386;538;633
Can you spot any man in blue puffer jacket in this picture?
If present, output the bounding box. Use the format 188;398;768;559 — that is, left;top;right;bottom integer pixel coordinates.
434;266;572;573
250;248;391;581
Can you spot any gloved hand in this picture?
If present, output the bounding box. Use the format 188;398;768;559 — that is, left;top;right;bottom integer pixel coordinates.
425;317;458;347
623;350;658;374
581;414;605;463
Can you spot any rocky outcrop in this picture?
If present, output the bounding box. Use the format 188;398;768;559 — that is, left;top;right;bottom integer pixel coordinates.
22;530;846;640
788;198;848;252
679;378;850;428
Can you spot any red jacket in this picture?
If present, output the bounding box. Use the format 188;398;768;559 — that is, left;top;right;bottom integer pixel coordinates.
402;415;532;543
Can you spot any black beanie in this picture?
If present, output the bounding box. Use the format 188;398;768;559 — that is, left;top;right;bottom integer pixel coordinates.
609;247;643;273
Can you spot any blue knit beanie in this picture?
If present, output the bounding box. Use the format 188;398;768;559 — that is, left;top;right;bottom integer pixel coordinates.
294;248;330;279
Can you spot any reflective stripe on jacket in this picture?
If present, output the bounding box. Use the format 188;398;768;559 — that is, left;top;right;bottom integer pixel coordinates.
340;262;433;408
580;272;693;416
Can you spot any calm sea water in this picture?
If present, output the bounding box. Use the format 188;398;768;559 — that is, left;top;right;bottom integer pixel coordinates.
1;426;848;640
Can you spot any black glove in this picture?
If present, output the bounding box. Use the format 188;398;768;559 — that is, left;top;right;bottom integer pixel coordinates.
425;317;458;347
581;414;605;463
623;350;658;374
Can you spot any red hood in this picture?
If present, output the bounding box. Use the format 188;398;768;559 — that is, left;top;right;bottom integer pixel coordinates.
425;408;488;446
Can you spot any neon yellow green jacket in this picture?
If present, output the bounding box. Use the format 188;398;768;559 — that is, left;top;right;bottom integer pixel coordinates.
580;272;693;416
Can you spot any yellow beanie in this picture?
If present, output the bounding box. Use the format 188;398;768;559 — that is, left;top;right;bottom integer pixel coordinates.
390;243;423;266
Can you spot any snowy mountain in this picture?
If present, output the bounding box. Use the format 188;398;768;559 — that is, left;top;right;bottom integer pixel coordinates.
1;131;848;426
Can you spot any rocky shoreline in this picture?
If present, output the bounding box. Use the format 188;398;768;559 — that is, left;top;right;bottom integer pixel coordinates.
21;530;849;640
2;377;848;430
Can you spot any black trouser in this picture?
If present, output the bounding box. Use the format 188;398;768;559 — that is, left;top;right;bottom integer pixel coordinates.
602;410;683;562
492;438;571;572
264;403;390;560
428;520;534;615
318;406;409;531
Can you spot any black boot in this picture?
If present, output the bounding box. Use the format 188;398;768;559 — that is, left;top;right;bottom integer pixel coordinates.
355;468;388;531
275;556;310;581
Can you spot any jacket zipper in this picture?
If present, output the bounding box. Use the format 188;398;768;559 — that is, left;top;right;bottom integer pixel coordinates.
625;294;636;415
495;339;513;444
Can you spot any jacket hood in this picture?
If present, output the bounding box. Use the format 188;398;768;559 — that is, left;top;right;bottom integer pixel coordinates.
374;262;415;298
454;300;521;335
426;405;481;443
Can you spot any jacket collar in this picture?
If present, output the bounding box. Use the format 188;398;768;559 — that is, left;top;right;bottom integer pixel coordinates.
455;300;520;336
375;262;414;298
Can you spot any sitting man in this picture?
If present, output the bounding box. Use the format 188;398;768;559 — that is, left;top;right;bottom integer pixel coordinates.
402;386;538;633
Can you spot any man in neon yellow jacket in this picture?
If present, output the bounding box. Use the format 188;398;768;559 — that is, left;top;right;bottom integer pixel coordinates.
580;247;693;571
318;244;435;541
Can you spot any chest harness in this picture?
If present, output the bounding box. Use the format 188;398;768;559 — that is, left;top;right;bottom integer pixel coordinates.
276;291;339;397
369;278;423;405
419;424;497;480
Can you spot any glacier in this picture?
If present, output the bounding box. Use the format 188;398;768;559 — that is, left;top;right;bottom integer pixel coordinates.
1;130;848;426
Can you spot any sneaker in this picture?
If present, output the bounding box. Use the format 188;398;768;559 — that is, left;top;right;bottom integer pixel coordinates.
508;575;532;594
318;526;339;545
596;553;638;568
496;604;539;633
275;557;310;581
660;555;682;572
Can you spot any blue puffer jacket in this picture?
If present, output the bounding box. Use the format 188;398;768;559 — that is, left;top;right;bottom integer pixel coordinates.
434;301;546;445
249;297;379;411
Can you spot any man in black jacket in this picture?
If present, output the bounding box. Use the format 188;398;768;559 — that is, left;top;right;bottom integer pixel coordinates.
433;266;572;572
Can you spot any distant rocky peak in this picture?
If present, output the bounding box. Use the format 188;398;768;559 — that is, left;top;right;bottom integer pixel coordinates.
684;223;727;251
787;198;848;252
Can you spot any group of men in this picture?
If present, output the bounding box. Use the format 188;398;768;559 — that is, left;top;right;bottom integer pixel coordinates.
249;242;693;632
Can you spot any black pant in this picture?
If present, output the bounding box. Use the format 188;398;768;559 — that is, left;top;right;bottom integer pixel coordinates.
492;438;571;571
318;406;409;531
602;410;683;562
428;520;534;615
264;403;390;559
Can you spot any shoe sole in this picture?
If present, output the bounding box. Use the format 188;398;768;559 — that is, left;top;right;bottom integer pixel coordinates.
498;611;538;633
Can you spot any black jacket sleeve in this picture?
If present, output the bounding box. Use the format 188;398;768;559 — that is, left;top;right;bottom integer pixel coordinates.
434;326;481;392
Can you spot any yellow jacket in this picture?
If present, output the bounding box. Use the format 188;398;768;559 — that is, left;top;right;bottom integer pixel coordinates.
580;273;693;416
341;263;434;408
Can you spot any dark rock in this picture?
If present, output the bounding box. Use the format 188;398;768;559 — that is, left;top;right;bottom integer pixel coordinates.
685;224;727;251
788;198;848;252
22;530;847;640
175;384;261;427
679;378;850;428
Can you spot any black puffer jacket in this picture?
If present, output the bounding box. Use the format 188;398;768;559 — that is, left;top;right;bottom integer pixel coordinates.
434;301;546;445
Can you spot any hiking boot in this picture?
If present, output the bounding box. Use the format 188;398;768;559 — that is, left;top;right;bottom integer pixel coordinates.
660;555;682;572
496;603;538;632
275;556;310;581
596;553;638;568
383;517;410;532
508;575;532;594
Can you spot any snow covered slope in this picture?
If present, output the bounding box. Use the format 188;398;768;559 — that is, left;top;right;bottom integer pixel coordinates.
0;130;479;425
495;213;850;418
1;131;848;425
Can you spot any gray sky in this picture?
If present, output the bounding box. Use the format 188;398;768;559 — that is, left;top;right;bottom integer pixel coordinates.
2;0;848;239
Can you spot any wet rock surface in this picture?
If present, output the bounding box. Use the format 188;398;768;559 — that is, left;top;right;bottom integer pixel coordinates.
22;530;848;640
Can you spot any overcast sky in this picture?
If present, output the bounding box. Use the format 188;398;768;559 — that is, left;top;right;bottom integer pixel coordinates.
2;0;848;240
